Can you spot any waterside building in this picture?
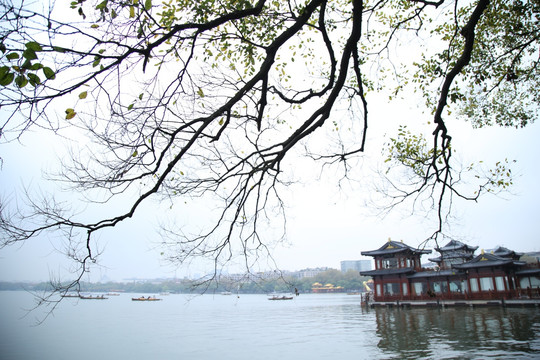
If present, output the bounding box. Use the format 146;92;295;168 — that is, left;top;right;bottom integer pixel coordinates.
360;239;540;306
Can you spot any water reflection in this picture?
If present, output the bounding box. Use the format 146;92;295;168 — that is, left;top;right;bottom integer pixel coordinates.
373;306;540;359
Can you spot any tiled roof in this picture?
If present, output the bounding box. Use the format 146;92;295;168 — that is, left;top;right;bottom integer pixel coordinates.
428;252;475;263
452;252;525;269
493;246;524;258
435;240;478;253
515;268;540;276
361;240;431;257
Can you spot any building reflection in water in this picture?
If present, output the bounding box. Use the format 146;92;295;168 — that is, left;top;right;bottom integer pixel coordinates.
373;306;540;359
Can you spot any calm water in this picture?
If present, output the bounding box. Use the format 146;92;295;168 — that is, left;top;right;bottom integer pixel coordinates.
1;291;539;359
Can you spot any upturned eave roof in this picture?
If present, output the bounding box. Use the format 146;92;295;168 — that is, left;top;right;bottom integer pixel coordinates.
435;240;478;253
452;253;526;269
361;240;431;257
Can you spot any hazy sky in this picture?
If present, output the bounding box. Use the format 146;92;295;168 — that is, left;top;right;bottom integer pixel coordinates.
2;92;539;283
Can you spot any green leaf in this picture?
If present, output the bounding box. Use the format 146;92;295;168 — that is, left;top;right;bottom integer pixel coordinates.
43;67;55;80
27;73;41;86
196;87;204;97
96;0;108;10
0;43;6;53
6;53;19;60
0;70;14;86
144;0;152;10
29;63;43;71
129;6;135;18
127;103;134;110
15;75;28;88
92;56;101;67
0;66;10;77
20;61;31;71
132;150;138;157
79;91;88;99
25;42;42;52
22;48;37;61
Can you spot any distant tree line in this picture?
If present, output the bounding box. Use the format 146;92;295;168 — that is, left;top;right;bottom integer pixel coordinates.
0;269;371;294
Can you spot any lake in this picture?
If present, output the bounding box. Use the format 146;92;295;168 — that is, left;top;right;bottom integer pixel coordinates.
1;291;539;359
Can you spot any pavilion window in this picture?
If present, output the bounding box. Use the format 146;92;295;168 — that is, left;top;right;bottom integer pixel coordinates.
376;284;382;296
402;283;408;296
413;282;427;295
461;280;469;293
382;258;398;269
495;276;505;291
479;277;495;291
449;280;464;293
383;283;400;296
431;281;448;294
470;278;479;292
523;276;540;288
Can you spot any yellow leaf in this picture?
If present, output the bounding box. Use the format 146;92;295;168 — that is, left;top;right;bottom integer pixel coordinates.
129;6;135;18
79;91;88;99
65;108;76;120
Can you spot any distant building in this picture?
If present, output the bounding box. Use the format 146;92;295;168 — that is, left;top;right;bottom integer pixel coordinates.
340;260;372;273
312;282;345;293
294;267;330;279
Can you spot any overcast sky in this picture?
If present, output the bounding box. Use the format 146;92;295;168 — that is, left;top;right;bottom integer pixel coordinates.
2;91;539;283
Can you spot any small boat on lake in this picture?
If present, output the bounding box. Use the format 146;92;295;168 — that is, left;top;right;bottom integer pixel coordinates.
268;295;294;301
80;295;108;300
131;296;162;301
61;293;80;298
